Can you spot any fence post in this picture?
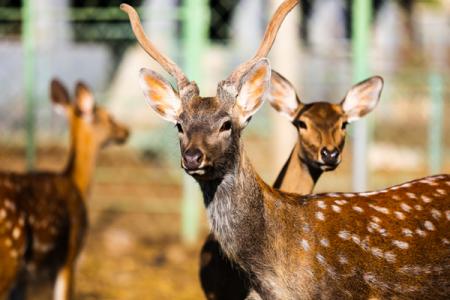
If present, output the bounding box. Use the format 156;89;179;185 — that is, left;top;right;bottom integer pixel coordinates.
428;73;443;174
351;0;372;191
180;0;209;244
22;0;36;170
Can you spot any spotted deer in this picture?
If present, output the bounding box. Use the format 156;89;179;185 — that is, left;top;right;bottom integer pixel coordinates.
0;80;129;300
122;0;450;299
199;70;382;300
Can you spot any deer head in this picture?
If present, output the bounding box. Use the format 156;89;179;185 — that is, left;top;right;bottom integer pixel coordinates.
50;79;129;148
269;72;383;170
121;0;298;180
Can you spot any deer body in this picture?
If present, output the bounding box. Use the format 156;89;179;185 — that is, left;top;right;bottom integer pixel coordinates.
202;145;450;299
0;80;129;299
122;0;449;298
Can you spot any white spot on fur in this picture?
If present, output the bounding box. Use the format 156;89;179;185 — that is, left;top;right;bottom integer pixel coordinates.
414;205;423;211
384;251;396;263
359;237;371;251
394;211;405;220
331;205;341;213
320;238;330;247
446;210;450;221
393;240;409;249
317;200;327;209
442;238;450;245
327;193;339;197
316;253;326;264
368;222;382;233
415;229;427;237
400;203;412;213
392;195;401;200
371;216;382;223
316;211;325;221
33;239;54;252
335;200;348;205
4;199;15;211
338;230;351;240
402;228;413;237
338;255;348;264
436;189;446;195
400;183;412;188
359;191;378;197
406;192;417;199
343;193;355;197
424;221;435;231
12;227;21;239
431;209;442;220
351;234;361;245
352;205;364;213
369;204;390;214
302;223;311;233
300;239;310;251
371;247;383;258
421;195;432;203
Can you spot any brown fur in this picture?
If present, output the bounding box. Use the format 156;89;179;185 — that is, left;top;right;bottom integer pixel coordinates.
0;80;129;300
199;71;365;300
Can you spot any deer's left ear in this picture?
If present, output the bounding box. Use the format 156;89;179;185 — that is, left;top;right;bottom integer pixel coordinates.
50;79;71;115
341;76;383;122
75;81;95;116
235;58;271;127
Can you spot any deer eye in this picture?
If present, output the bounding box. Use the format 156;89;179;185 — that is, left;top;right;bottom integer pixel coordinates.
176;123;184;133
341;121;348;130
294;120;307;130
220;120;232;132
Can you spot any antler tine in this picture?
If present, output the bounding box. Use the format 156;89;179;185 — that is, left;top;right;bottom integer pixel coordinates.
227;0;299;85
120;4;190;90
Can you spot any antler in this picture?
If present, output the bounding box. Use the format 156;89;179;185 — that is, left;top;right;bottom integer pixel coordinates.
120;4;190;91
227;0;299;86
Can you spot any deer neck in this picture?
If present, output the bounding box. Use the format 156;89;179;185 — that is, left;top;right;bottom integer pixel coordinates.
198;144;267;266
64;124;99;199
272;142;322;194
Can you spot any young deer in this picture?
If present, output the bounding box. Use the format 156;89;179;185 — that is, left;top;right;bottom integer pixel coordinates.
0;80;129;300
123;0;450;298
199;70;382;300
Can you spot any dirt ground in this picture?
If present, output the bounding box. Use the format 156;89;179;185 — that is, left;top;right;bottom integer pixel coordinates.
0;137;448;299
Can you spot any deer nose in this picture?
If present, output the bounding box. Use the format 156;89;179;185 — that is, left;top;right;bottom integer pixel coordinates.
320;147;340;165
183;148;204;170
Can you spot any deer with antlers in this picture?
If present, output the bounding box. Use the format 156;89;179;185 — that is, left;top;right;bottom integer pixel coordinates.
199;71;383;299
122;0;449;298
0;80;129;300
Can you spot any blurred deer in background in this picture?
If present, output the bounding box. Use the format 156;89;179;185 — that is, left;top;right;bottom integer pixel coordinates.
0;80;129;300
123;0;449;298
199;70;382;300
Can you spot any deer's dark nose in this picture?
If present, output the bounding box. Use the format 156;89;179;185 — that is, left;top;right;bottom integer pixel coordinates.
183;148;204;170
321;147;340;165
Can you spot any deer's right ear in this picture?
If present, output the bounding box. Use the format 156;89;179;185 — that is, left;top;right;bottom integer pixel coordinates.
139;68;181;124
268;71;302;121
50;79;70;114
235;59;271;127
